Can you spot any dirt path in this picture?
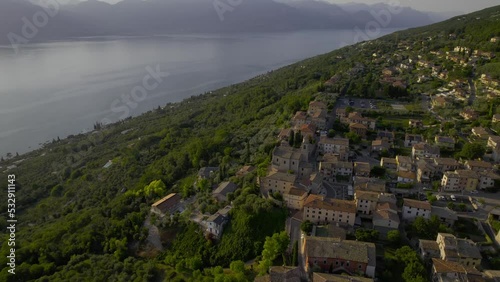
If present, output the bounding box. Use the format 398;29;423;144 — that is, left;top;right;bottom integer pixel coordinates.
144;216;163;251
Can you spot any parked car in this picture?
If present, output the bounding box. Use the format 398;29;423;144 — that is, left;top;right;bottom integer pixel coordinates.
450;195;457;201
470;190;478;194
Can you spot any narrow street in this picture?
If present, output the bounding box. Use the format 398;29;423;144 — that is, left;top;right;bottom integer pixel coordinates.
468;76;477;106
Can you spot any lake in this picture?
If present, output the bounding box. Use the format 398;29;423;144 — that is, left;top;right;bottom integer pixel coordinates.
0;29;399;156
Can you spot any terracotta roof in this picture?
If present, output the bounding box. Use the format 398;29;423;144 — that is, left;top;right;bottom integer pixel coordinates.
419;239;439;251
278;128;291;139
378;193;397;204
313;273;374;282
398;171;416;180
480;171;500;180
472;127;489;136
305;236;376;265
354;162;371;172
354;177;386;193
432;258;482;275
396;155;413;164
286;187;308;197
355;191;380;202
403;198;431;210
292;111;308;121
264;171;297;183
310;101;327;109
236;165;255;176
350;123;368;129
456;170;479;179
466;160;493;169
435;136;455;144
151;193;181;214
304;195;356;214
273;146;302;161
412;143;440;155
319;136;349;146
381;157;397;164
405;134;424;142
434;158;459;166
336;108;346;114
377;201;397;212
374;210;399;223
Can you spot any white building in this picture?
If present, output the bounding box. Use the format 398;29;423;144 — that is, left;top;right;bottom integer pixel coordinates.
402;198;431;221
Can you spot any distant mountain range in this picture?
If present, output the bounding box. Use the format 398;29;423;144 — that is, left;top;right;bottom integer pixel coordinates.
0;0;456;44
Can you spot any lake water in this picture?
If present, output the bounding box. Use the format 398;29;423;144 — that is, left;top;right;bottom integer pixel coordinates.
0;29;399;156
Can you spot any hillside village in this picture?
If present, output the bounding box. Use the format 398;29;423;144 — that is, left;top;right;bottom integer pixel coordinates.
148;18;500;282
3;5;500;282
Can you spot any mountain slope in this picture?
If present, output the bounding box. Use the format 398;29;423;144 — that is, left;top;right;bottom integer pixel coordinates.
0;0;438;44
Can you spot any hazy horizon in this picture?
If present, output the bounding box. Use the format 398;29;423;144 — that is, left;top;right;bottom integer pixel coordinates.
55;0;500;14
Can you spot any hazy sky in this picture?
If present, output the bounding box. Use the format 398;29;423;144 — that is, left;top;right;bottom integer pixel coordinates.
324;0;500;13
61;0;499;14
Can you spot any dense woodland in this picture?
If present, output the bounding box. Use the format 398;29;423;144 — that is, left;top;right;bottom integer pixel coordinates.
1;5;500;281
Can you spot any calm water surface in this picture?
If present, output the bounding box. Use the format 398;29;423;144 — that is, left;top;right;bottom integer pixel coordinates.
0;29;399;156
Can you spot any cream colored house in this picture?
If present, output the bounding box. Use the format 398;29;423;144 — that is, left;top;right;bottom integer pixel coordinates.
303;195;356;226
436;233;482;268
283;187;308;210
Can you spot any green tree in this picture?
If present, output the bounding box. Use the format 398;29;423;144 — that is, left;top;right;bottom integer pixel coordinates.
294;131;303;148
387;230;402;246
458;203;467;212
355;228;379;242
345;131;361;144
458;142;486;160
229;260;245;273
139;179;166;199
327;129;336;138
258;231;290;275
289;130;295;146
197;178;210;192
291;241;298;266
370;166;386;178
300;220;313;234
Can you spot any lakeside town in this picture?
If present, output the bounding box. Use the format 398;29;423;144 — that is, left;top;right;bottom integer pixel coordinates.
148;31;500;281
2;5;500;282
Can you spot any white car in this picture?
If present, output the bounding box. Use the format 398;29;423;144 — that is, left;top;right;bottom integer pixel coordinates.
470;190;478;194
450;195;456;201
